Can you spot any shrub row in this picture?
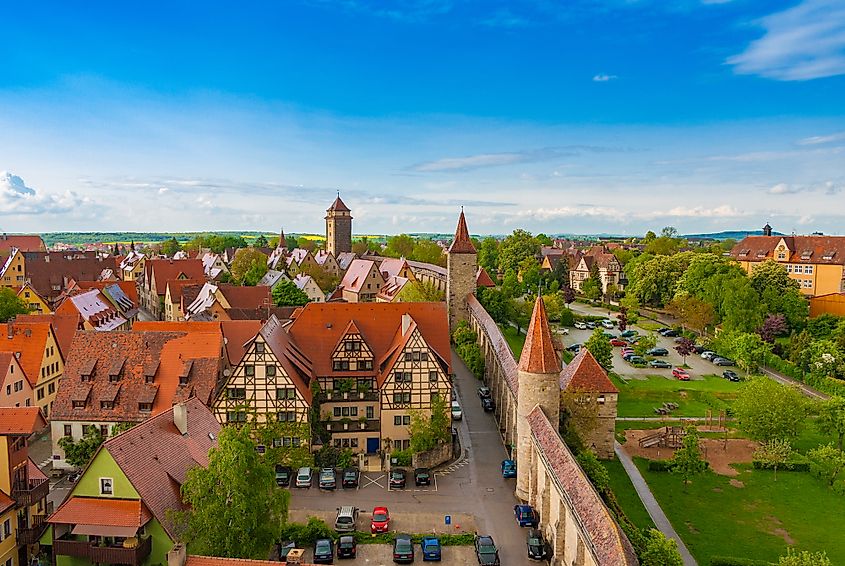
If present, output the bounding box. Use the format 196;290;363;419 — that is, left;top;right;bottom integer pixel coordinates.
456;342;484;379
354;532;475;545
280;518;476;546
710;556;773;566
751;456;810;472
647;459;711;472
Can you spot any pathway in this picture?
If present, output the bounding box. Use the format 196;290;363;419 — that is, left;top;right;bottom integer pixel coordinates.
614;441;698;566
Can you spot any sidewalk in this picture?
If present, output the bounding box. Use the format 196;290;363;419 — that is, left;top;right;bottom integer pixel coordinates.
614;441;697;566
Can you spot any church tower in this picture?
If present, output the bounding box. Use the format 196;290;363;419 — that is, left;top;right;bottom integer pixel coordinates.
446;209;477;334
325;195;352;256
515;295;561;501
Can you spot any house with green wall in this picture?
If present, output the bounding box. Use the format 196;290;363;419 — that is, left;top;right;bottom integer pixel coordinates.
43;398;220;565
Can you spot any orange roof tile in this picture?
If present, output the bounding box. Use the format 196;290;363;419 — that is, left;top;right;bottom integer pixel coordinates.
0;321;52;387
15;314;81;358
731;235;845;265
221;320;262;366
258;316;313;402
49;496;152;527
147;259;205;293
518;296;561;374
0;491;14;514
218;284;272;309
559;349;618;393
448;210;476;254
327;196;351;212
0;235;45;255
476;267;495;288
167;279;206;302
0;407;46;434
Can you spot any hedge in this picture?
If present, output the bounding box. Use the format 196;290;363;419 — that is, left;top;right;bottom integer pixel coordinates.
353;532;475;545
710;556;773;566
647;459;675;472
751;457;810;472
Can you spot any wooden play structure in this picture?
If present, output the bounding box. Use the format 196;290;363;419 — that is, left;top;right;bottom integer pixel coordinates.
638;425;689;449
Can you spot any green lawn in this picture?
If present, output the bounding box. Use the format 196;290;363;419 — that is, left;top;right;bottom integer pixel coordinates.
498;324;526;359
635;458;845;564
612;374;742;418
637;321;666;332
602;458;656;532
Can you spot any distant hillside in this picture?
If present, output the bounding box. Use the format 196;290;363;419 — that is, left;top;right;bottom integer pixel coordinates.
682;230;784;241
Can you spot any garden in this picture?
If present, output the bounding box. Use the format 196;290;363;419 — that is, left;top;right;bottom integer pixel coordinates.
611;373;743;418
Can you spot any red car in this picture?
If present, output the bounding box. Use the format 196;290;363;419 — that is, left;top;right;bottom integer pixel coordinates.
610;338;627;347
371;506;390;534
672;368;691;381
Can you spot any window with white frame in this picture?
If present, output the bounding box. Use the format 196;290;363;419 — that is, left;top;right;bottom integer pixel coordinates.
100;477;114;495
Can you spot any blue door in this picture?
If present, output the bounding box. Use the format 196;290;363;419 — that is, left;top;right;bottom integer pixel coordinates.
366;437;379;454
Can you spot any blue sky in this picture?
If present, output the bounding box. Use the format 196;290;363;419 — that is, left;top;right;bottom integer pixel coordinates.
1;0;844;235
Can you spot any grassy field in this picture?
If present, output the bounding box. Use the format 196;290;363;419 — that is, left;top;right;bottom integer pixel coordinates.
602;458;656;532
611;373;742;418
635;458;845;564
637;320;666;332
499;324;526;359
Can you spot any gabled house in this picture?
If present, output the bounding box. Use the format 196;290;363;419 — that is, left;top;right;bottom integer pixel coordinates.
183;283;272;321
283;249;318;276
0;233;45;258
0;321;64;418
292;274;325;303
314;250;341;277
74;281;140;323
336;252;357;272
55;289;130;332
16;282;51;314
0;353;33;408
570;248;624;294
119;251;146;283
378;258;416;282
339;259;384;303
163;280;205;322
257;269;289;292
199;252;229;281
375;276;409;303
141;259;205;320
45;399;220;566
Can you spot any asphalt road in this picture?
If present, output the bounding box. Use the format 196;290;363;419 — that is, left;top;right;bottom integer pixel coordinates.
290;347;536;565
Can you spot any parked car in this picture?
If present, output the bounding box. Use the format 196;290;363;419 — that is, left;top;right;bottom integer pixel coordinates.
478;386;492;400
295;466;312;488
335;506;358;533
482;397;495;412
514;504;540;528
474;535;501;566
393;534;415;564
601;319;615;329
586;321;597;329
451;401;463;420
673;336;687;343
574;321;587;330
660;328;680;337
337;535;357;559
610;338;628;347
313;538;334;564
275;465;292;487
422;536;442;561
649;359;672;369
621;352;638;361
713;357;735;367
560;327;570;335
414;467;431;486
390;469;406;489
723;370;741;382
647;347;669;356
501;459;517;478
625;336;640;345
620;329;638;338
319;468;337;490
672;367;691;381
526;528;548;560
371;506;391;533
693;345;706;354
566;343;582;352
701;351;717;361
602;331;615;339
342;467;360;488
627;355;646;365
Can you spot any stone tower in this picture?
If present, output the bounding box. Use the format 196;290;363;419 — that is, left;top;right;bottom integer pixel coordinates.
278;228;288;250
446;209;477;334
515;295;562;501
325;195;353;256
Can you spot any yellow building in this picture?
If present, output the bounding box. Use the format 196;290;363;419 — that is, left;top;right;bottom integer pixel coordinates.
0;322;64;418
16;283;51;315
731;228;845;297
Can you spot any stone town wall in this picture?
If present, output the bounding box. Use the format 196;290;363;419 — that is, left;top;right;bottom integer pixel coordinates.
411;442;453;469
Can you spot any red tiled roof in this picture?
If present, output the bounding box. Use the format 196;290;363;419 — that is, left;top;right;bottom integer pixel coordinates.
259;316;313;402
17;251;115;302
218;284;271;309
28;457;48;481
0;407;46;434
167;279;206;302
518;296;561;374
15;314;82;358
224;306;296;322
467;295;519;395
103;398;221;538
327;196;351;212
49;496;152;527
559;349;618;393
527;407;638;565
221;320;262;366
340;259;382;293
0;321;52;387
0;491;14;514
447;210;476;254
0;235;45;255
378;258;410;278
731;235;845;265
148;259;205;294
476;267;495;288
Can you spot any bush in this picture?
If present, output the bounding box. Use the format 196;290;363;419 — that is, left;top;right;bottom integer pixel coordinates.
456;342;484;379
390;449;412;467
279;517;336;545
560;307;575;327
648;459;675;472
751;453;810;472
710;557;773;566
452;321;477;346
353;532;475;545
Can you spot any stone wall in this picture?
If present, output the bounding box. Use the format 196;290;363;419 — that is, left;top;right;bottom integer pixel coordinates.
412;442;453;469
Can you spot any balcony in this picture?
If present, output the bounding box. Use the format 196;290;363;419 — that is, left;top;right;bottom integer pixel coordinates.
54;535;152;565
325;419;380;433
12;476;49;507
325;390;379;402
17;507;51;545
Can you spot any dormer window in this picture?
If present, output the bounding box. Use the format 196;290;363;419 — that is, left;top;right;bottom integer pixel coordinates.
100;401;114;409
756;250;767;259
801;250;813;260
739;249;750;258
823;250;836;260
72;400;85;409
139;402;152;412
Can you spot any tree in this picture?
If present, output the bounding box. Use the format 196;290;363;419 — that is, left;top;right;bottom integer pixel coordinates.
0;288;30;322
477;287;508;323
807;443;845;487
542;293;563;322
778;549;832;566
562;285;576;305
561;389;600;452
754;439;792;481
408;393;451;453
58;428;104;468
385;234;415;258
500;269;523;299
667;295;714;335
299;263;339;293
253;234;269;248
574;450;609;493
508;299;533;335
398;281;445;302
817;397;845;452
498;229;540;274
633;333;657;358
733;378;807;443
616;306;629;332
179;425;289;558
230;248;269;286
411;239;446;266
518;257;541;293
581;277;602;302
759;314;788;343
801;339;842;379
161;237;182;256
641;529;684;566
272;280;310;307
674;338;696;365
671;426;706;490
720;331;771;374
585;328;613;370
477;237;499;275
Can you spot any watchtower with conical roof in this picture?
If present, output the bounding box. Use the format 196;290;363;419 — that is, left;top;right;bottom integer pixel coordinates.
325;195;352;256
515;295;561;501
446;209;477;333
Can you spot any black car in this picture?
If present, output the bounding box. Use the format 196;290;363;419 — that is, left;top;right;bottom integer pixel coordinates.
337;535;357;559
474;535;500;566
393;533;415;564
390;468;406;489
648;359;672;369
414;467;431;486
313;538;334;564
477;386;492;400
482;397;495;412
661;329;680;337
646;347;669;356
275;465;292;487
723;370;741;382
693;344;706;354
566;343;581;352
526;528;548;560
713;357;735;367
342;467;360;488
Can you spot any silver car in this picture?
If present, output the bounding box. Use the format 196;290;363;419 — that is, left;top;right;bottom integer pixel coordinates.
451;401;463;420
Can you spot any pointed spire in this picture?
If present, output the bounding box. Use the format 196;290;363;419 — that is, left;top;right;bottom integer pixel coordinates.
279;227;287;248
518;295;561;374
448;208;476;254
328;193;351;212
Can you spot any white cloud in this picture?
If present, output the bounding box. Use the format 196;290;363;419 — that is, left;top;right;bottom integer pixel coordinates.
798;131;845;145
158;187;169;194
592;74;618;82
657;205;748;218
0;171;91;215
767;181;843;195
409;145;623;172
727;0;845;81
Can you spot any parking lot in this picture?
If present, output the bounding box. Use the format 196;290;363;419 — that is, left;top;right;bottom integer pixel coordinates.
278;540;478;565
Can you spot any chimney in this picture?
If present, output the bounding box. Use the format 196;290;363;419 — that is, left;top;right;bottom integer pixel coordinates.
6;322;12;339
401;313;412;335
173;402;188;436
166;544;187;566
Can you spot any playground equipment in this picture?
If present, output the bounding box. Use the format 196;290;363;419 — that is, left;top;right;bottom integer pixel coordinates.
638;425;688;449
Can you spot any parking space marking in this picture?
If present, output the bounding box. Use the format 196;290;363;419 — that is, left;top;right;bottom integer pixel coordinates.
361;473;385;490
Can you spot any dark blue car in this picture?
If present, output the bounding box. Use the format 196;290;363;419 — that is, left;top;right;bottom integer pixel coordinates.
501;459;517;478
421;536;441;561
514;504;539;528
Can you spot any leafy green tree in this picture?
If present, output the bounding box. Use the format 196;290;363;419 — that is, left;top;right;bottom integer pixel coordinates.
574;450;609;492
720;331;771;373
477;287;508;323
807;444;845;487
299;263;339;293
411;239;446;266
581;277;602;301
161;237;182;257
0;288;30;322
253;234;269;248
667;295;714;335
408;393;451;453
536;233;553;246
542;293;563;322
585;328;613;370
633;333;657;357
58;428;104;468
385;234;415;258
452;320;477;346
498;229;540;274
733;378;807;443
641;530;684;566
179;425;289;558
801;339;842;379
629;252;694;306
398;281;445;302
817;397;845;452
778;549;832;566
716;277;764;332
230;248;269;285
671;426;706;490
500;269;522;299
477;237;499;275
253;419;313;470
296;237;316;252
754;439;792;481
272;280;310;307
508;299;533;335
